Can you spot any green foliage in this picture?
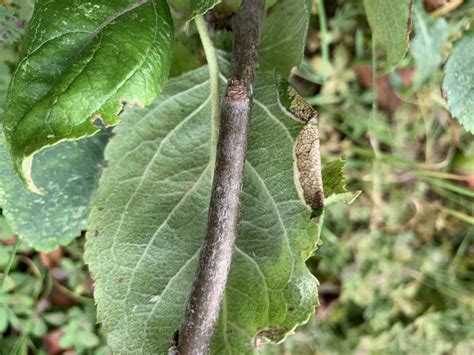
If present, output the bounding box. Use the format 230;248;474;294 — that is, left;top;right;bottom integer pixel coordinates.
1;0;473;353
259;0;311;77
84;61;327;353
363;0;413;71
3;0;173;192
261;2;473;352
59;308;100;352
443;30;474;134
0;129;108;251
0;233;111;354
410;0;448;88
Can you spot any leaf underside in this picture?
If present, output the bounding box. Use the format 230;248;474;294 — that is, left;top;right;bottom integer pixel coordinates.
259;0;310;78
410;1;448;88
3;0;173;192
442;30;474;134
364;0;413;71
0;128;108;252
85;63;320;354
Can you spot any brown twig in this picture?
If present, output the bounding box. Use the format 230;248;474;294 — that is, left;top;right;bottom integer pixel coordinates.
176;1;265;354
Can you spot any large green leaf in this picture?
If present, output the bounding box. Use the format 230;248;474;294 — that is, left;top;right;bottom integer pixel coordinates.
85;63;321;353
0;128;108;251
259;0;311;78
442;31;474;134
364;0;413;71
3;0;173;192
410;0;448;88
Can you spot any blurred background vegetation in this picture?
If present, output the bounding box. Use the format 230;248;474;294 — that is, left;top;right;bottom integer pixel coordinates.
1;0;473;354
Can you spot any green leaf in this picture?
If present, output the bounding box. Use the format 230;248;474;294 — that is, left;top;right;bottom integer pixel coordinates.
364;0;413;71
442;30;474;134
3;0;173;193
259;0;311;78
0;129;108;251
410;0;448;88
322;157;361;206
85;64;320;353
0;6;25;44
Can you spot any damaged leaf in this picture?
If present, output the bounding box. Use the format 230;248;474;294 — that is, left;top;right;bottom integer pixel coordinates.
3;0;173;193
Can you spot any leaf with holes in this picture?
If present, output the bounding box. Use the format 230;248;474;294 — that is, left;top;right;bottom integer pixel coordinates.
85;60;326;353
0;128;108;251
364;0;413;71
3;0;173;193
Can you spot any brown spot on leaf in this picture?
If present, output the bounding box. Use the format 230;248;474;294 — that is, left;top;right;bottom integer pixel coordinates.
118;100;128;116
256;326;288;342
92;116;107;130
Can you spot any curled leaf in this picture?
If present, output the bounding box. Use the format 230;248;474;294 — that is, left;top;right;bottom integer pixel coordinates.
295;123;325;211
279;79;324;211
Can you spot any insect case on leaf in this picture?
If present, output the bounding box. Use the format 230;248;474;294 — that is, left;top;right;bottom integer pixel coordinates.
278;80;325;215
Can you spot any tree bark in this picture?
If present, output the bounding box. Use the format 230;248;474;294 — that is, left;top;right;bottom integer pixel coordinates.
176;1;265;354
